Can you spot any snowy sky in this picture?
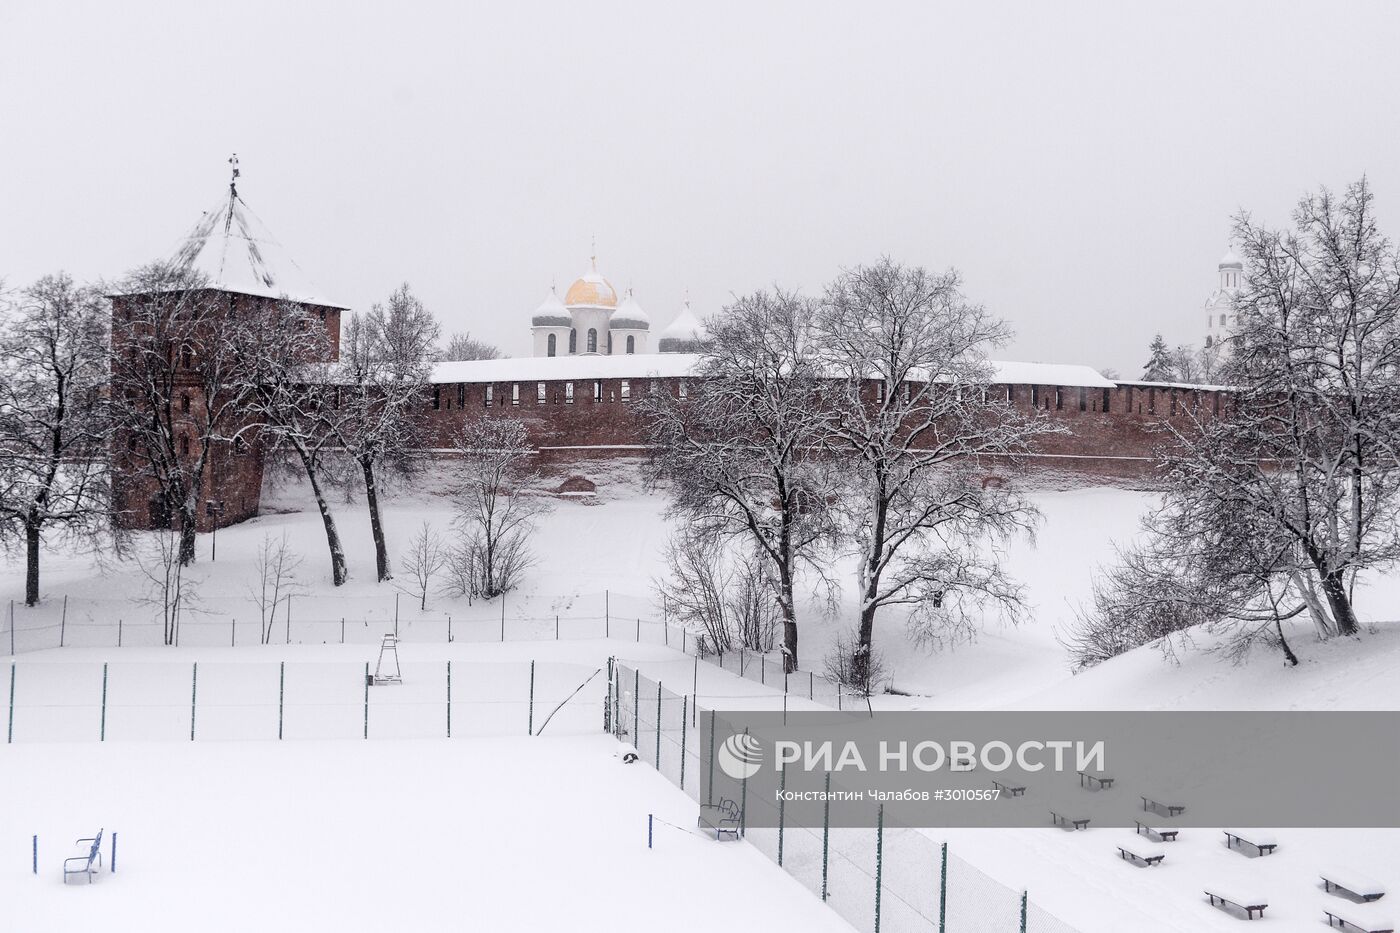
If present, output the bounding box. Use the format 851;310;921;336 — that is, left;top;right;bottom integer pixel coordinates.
2;1;1398;375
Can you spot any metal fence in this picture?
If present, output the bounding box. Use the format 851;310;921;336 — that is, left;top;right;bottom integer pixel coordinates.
0;658;606;743
611;660;1080;933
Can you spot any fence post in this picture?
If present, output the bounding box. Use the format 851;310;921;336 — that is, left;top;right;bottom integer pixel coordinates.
603;657;614;734
527;660;536;736
809;671;814;701
821;771;831;902
278;661;285;740
394;593;400;639
8;600;13;655
286;595;292;645
875;803;885;933
231;618;236;647
60;595;67;648
341;618;345;645
939;841;948;933
632;668;639;742
32;834;37;874
111;833;117;873
707;709;716;805
7;661;13;743
739;730;748;839
363;662;369;739
655;681;662;768
605;589;609;632
1020;891;1028;933
100;662;108;741
190;661;197;741
664;621;668;647
555;615;559;640
118;618;122;648
448;615;452;644
740;646;745;678
679;695;688;791
500;599;505;642
446;660;452;738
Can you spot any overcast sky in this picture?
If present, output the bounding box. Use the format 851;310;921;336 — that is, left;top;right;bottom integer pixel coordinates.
2;1;1398;375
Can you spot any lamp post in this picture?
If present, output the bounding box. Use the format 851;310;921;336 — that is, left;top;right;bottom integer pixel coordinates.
206;500;224;561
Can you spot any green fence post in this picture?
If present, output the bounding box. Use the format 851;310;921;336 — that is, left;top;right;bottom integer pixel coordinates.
190;661;198;741
679;694;688;791
939;841;948;933
777;761;786;867
821;771;831;902
1020;891;1028;933
604;657;614;734
100;662;108;741
7;661;13;743
875;803;885;933
528;660;536;736
655;681;662;768
363;662;369;739
446;660;452;738
707;709;716;806
278;661;285;740
739;729;748;839
632;668;639;742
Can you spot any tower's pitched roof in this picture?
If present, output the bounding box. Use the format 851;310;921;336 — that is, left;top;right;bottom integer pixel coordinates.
659;299;706;341
167;191;348;309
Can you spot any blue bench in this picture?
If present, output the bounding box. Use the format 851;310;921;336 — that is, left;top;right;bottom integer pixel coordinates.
63;829;103;884
698;798;741;841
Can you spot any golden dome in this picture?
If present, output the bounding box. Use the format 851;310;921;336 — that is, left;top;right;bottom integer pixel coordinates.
564;256;618;308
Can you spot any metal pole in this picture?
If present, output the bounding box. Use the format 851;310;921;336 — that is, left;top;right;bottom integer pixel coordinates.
363;662;369;739
1020;891;1028;933
394;592;400;639
555;615;559;640
118;617;122;648
821;771;831;901
636;617;640;642
285;595;292;645
679;695;688;790
939;842;948;933
8;600;13;655
528;660;536;736
603;657;614;734
632;668;639;742
777;762;786;866
7;661;13;743
100;662;108;741
231;618;235;647
707;709;716;805
447;615;452;644
111;833;117;873
655;681;662;768
648;813;653;849
60;595;67;648
875;804;885;933
190;661;197;741
278;661;285;740
32;834;37;874
500;599;505;642
446;660;452;738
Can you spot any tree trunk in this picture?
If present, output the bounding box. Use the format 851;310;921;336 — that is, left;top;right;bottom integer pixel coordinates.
361;456;391;582
1318;570;1361;636
296;447;347;586
777;565;798;674
178;504;198;567
25;520;41;607
1275;616;1299;666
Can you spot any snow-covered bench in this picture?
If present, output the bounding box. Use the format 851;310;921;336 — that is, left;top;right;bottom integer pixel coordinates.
1205;887;1268;920
991;779;1025;797
1077;770;1113;790
1049;809;1090;830
1135;819;1178;842
1140;795;1185;818
1224;829;1278;856
1116;836;1165;867
1323;868;1388;903
1324;906;1395;932
63;829;103;884
698;798;741;841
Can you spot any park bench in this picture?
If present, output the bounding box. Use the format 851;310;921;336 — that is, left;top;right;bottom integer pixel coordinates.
1224;829;1278;856
63;829;103;884
1205;888;1268;920
991;779;1025;797
1140;795;1185;818
1324;906;1395;932
1323;868;1388;902
1049;809;1090;831
1077;770;1113;790
698;798;741;841
1134;820;1178;842
1116;837;1165;867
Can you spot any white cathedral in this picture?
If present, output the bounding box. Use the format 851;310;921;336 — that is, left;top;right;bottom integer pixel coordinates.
1203;246;1244;349
529;255;706;357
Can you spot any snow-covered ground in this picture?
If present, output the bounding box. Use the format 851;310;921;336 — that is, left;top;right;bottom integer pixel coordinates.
2;462;1396;933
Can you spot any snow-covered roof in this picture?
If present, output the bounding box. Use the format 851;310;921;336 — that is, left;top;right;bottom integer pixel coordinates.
612;290;650;328
431;354;1118;388
1219;247;1243;269
531;288;570;327
659;300;707;341
161;190;347;309
1116;378;1234;392
563;257;618;309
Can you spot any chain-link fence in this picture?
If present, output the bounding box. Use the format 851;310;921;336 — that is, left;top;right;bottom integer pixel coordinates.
0;657;606;743
611;660;1081;933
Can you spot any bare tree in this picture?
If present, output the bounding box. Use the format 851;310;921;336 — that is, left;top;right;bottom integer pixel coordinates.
0;273;111;605
108;264;259;566
446;417;546;598
333;285;440;582
135;525;199;646
655;529;780;654
1173;342;1225;385
439;331;501;361
639;288;836;672
400;521;446;610
815;259;1050;686
246;530;304;644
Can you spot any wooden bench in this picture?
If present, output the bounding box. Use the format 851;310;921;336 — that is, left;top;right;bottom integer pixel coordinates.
698;798;741;841
1140;795;1185;818
991;779;1025;797
1049;809;1090;830
1077;770;1113;790
1224;829;1278;856
1116;837;1165;867
1322;868;1388;903
63;829;103;884
1135;820;1178;842
1205;888;1268;920
1324;907;1395;932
